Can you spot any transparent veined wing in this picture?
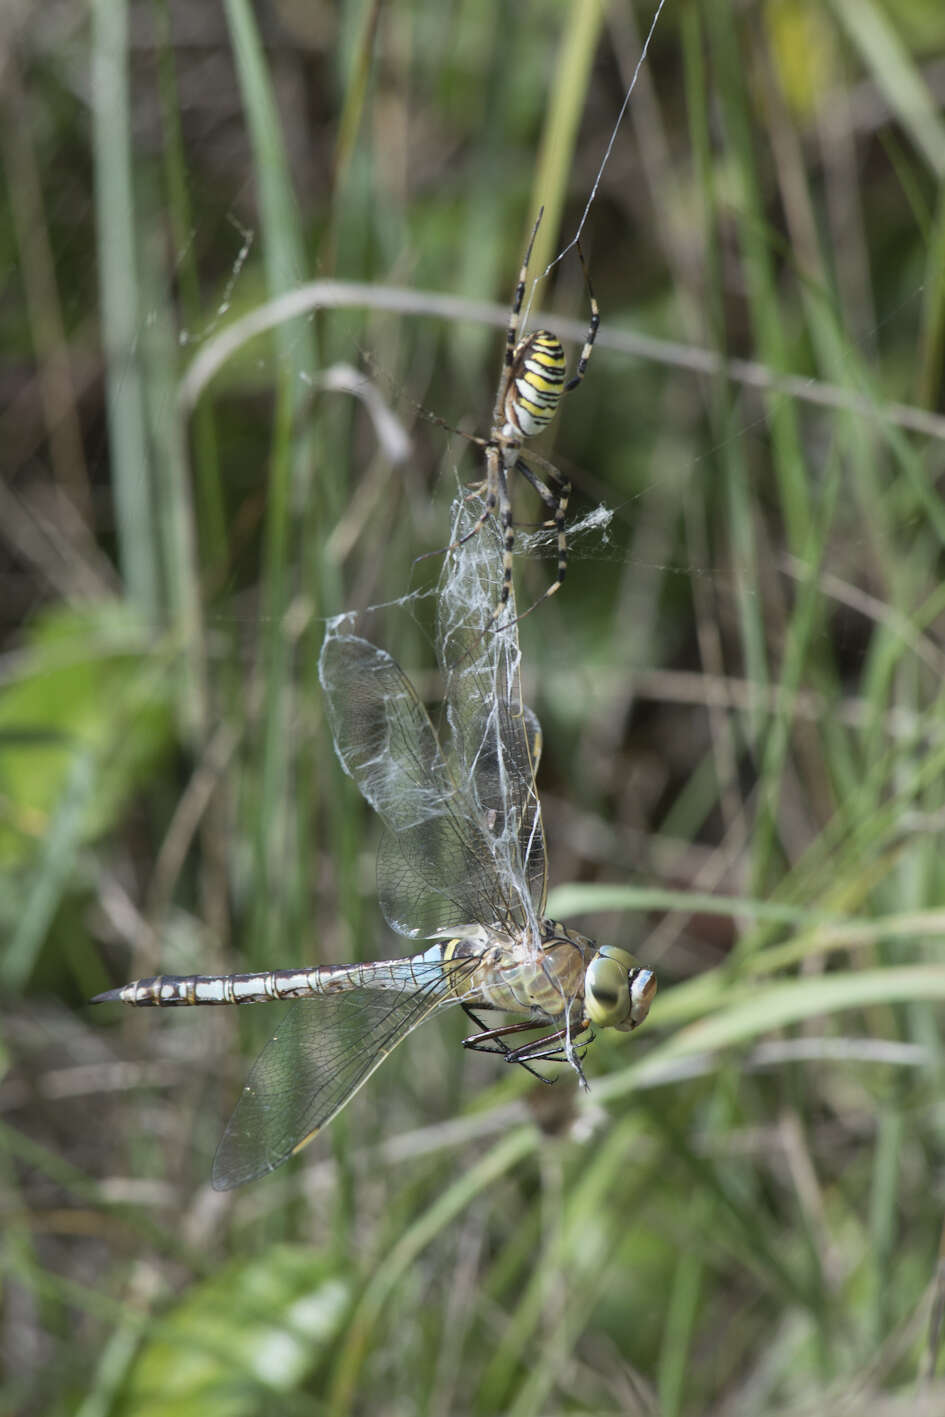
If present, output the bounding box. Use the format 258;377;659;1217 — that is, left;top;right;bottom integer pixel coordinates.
436;497;547;925
443;662;546;924
211;955;480;1190
319;629;545;938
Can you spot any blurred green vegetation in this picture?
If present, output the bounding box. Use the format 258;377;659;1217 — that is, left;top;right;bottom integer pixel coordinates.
3;0;945;1413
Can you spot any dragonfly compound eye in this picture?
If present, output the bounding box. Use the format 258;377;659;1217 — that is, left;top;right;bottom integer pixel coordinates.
628;963;657;1028
585;947;657;1030
585;948;630;1027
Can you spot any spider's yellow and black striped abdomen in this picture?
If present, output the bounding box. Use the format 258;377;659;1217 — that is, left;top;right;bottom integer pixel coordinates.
426;208;598;622
505;331;568;440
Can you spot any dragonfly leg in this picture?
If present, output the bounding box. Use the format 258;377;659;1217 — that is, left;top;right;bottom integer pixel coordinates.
504;1024;594;1090
461;1009;556;1085
509;1032;594;1066
505;1024;576;1061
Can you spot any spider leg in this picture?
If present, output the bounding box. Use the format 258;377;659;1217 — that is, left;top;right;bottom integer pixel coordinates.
359;349;491;448
564;237;599;393
517;458;567;520
489;458;571;630
518;457;570;597
418;409;490;448
493;450;516;619
492;207;544;430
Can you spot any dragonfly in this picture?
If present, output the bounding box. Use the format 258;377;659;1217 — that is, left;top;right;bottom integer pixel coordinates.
94;507;656;1190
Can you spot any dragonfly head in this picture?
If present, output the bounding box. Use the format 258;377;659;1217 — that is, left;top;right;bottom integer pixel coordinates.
584;946;657;1031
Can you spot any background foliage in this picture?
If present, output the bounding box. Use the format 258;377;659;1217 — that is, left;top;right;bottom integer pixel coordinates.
4;0;945;1412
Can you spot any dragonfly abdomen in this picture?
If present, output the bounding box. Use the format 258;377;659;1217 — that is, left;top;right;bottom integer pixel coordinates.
91;962;401;1008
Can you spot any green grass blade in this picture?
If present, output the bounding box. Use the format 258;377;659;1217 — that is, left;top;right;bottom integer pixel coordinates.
91;0;158;619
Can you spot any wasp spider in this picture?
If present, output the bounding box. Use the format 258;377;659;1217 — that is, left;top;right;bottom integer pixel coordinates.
438;208;599;623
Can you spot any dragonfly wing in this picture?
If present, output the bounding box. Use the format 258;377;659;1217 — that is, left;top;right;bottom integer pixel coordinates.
319;629;449;835
211;956;478;1190
319;629;524;936
435;501;549;922
447;687;546;921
